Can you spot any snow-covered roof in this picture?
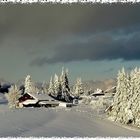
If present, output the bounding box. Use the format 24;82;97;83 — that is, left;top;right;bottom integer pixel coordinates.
105;86;116;93
28;93;55;101
27;92;38;100
91;88;104;95
38;100;59;105
20;93;57;105
95;88;103;93
22;99;38;105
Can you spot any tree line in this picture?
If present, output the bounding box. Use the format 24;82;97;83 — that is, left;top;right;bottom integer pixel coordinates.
5;67;84;108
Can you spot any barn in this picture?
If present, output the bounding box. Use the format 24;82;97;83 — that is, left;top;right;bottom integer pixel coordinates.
18;92;59;108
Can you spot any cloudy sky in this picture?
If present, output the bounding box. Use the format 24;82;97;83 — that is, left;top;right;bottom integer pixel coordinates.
0;4;140;83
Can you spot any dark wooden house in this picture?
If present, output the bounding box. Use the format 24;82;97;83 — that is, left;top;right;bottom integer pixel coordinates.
18;92;59;108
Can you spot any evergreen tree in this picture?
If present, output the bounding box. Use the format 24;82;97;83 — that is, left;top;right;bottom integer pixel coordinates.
109;67;140;127
5;85;21;109
109;68;131;124
130;68;140;127
53;74;61;97
42;81;48;94
60;67;71;102
73;78;84;97
24;75;36;94
48;76;54;95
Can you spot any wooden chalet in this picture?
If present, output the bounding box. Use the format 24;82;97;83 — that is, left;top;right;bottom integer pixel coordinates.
18;92;59;108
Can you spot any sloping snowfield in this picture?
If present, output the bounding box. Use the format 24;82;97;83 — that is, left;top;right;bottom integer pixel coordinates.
0;99;140;138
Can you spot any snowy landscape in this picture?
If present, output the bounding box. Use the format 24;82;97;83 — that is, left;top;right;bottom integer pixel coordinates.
1;4;140;138
0;67;140;137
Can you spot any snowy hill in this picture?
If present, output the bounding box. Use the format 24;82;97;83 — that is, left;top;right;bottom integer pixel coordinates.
0;104;139;137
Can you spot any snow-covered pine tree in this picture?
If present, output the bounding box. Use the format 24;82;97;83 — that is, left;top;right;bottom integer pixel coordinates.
60;67;71;102
64;68;70;92
108;67;131;124
60;67;65;99
73;78;84;97
122;72;133;124
42;81;48;94
108;69;121;121
53;74;61;97
108;67;140;127
48;76;54;95
5;85;21;109
130;68;140;127
24;75;36;94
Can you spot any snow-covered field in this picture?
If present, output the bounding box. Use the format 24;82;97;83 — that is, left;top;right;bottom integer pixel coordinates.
0;94;140;138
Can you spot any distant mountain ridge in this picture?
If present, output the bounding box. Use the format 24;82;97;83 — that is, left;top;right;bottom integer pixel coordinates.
82;78;116;92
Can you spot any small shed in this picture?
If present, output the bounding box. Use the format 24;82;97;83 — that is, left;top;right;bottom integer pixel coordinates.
91;89;104;97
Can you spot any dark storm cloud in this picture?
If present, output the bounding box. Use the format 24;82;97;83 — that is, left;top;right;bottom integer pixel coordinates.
31;28;140;66
0;4;140;37
0;4;140;65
